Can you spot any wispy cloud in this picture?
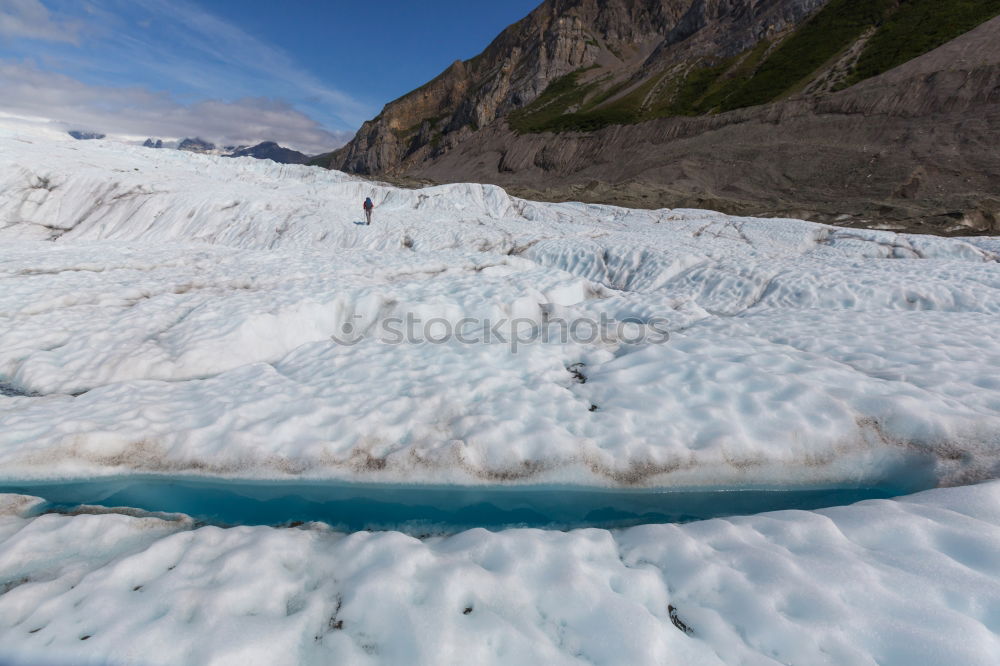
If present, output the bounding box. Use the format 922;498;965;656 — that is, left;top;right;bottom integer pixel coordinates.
0;0;82;44
0;60;354;152
0;0;371;152
123;0;371;127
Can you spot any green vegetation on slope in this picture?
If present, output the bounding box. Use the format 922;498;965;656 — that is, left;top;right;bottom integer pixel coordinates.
506;38;766;133
658;37;773;117
539;76;656;132
841;0;1000;88
507;68;602;134
507;0;999;135
718;0;891;111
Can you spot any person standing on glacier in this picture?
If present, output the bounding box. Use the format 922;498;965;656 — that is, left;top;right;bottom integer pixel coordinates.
363;196;374;225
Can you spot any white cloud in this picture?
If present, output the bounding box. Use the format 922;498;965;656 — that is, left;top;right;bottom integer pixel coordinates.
0;60;354;153
0;0;81;43
131;0;372;126
77;0;373;131
0;0;372;153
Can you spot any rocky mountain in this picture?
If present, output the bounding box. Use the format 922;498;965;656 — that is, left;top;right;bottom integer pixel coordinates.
67;131;105;140
225;141;310;164
145;137;310;164
177;137;216;153
323;0;1000;234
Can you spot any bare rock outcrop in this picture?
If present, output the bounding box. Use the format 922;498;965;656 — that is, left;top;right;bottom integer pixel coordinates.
329;0;823;175
324;1;1000;234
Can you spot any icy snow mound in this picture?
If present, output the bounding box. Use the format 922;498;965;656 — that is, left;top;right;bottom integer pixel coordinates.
2;482;999;665
2;131;994;261
1;132;1000;488
0;130;617;251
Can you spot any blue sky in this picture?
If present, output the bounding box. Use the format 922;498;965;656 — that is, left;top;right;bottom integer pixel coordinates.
0;0;540;152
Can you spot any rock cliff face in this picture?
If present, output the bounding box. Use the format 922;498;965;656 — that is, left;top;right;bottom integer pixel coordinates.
329;0;825;174
329;0;825;175
421;16;1000;234
325;0;1000;234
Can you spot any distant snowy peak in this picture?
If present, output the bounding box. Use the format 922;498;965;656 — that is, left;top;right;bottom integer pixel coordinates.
143;138;164;149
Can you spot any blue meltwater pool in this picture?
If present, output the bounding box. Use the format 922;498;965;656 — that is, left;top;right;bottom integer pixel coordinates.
0;476;909;534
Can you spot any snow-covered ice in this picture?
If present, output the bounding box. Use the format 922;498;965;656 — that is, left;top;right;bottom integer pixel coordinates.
2;129;1000;489
2;125;1000;664
1;482;1000;665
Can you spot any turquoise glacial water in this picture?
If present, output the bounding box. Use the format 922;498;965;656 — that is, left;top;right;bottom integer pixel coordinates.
0;476;906;534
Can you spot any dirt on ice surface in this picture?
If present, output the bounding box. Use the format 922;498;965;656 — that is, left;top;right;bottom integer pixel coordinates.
2;130;1000;490
1;127;1000;665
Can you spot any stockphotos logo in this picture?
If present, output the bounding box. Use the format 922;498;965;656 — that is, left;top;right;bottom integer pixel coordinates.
331;312;671;351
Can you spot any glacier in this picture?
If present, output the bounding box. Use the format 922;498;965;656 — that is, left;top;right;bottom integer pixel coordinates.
1;483;1000;665
1;125;1000;664
2;129;999;490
